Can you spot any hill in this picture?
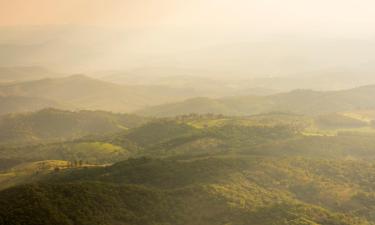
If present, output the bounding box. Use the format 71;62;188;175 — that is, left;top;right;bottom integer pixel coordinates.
0;95;67;115
0;66;63;82
0;114;375;225
0;75;203;114
2;25;375;90
3;113;375;166
0;108;147;145
0;160;69;191
138;85;375;117
98;71;280;97
0;157;374;225
1;114;375;224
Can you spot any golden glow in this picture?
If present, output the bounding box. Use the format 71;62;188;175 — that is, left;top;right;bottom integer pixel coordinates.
0;0;174;27
0;0;375;36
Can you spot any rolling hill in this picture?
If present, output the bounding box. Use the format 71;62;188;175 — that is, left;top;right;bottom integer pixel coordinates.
0;74;200;114
0;108;147;145
1;113;375;224
0;66;63;82
1;156;374;225
138;85;375;117
0;95;68;115
97;70;280;97
3;112;375;166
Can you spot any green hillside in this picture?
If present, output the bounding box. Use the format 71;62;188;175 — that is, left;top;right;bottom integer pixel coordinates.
0;160;69;191
3;113;375;166
1;156;374;225
0;108;148;145
1;113;375;224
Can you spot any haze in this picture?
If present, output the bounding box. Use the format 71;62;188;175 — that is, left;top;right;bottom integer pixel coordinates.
1;0;375;35
1;0;375;88
3;2;375;224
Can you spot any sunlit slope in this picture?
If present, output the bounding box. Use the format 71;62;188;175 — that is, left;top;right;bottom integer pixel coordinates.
107;114;375;159
4;113;375;164
0;160;69;191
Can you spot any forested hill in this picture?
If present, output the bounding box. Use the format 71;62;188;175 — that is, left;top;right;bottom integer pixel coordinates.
1;113;375;225
0;108;148;145
1;156;374;225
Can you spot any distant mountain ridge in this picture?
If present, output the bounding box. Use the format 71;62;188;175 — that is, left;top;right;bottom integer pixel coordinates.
0;74;201;114
138;84;375;117
3;73;375;117
0;95;67;115
0;66;63;82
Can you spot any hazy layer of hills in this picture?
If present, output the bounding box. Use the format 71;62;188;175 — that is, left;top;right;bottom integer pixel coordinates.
97;68;375;94
2;26;375;86
2;73;375;118
96;71;280;97
0;66;63;83
139;85;375;117
0;74;206;114
0;95;66;115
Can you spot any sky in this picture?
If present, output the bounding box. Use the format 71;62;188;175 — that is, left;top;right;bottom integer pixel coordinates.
1;0;375;76
1;0;375;37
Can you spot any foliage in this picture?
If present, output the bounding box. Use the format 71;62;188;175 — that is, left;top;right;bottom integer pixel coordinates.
1;113;375;224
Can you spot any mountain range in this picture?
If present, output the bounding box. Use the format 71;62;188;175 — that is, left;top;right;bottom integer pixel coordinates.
2;73;375;117
138;85;375;117
0;74;201;114
2;25;375;91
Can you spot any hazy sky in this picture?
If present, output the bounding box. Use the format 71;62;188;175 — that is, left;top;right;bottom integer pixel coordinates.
1;0;375;75
1;0;375;37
